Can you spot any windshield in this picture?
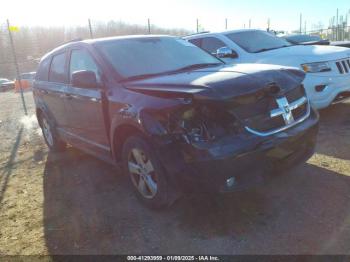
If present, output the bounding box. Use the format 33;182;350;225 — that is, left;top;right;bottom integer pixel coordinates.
225;30;291;53
96;37;222;79
285;34;322;44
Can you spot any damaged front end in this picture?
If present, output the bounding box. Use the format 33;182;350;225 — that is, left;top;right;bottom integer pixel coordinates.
129;68;319;192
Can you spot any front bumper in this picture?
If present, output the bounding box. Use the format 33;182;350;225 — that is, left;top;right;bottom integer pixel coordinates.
303;73;350;109
157;108;319;193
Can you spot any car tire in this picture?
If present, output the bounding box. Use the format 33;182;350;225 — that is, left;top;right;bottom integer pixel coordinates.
40;113;66;152
122;135;177;209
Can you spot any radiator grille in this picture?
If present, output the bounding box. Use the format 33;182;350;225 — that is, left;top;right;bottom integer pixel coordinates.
336;59;350;74
234;86;308;133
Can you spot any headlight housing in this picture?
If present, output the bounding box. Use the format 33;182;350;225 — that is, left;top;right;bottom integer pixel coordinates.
301;62;331;73
169;106;239;143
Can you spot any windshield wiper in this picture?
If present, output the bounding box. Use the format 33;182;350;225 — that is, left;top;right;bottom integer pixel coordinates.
172;63;222;72
120;63;222;82
254;45;290;53
120;72;173;82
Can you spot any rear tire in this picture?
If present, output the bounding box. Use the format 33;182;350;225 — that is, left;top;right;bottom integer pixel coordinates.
122;135;177;209
40;113;66;152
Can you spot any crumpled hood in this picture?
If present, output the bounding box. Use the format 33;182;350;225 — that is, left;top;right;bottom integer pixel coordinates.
255;45;350;64
124;64;305;101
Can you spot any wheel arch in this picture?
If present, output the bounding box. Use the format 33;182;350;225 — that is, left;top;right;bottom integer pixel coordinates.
111;123;145;162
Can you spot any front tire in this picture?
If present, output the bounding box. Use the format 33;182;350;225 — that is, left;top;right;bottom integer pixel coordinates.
40;114;66;152
122;135;175;209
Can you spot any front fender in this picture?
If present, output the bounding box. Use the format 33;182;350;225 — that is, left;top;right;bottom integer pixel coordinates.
109;105;173;161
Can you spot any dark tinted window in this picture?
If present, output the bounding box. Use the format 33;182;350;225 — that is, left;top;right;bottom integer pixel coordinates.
36;58;50;81
69;49;100;82
49;53;67;83
201;37;227;54
188;38;201;48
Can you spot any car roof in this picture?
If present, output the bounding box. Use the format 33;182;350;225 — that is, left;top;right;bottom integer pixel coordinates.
40;35;174;62
82;34;172;44
184;29;261;39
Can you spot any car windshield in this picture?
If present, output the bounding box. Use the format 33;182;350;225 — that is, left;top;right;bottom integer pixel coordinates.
96;37;222;80
284;34;322;44
0;79;9;84
225;30;292;53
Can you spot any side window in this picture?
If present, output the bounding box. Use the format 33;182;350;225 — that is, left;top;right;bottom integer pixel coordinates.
69;49;100;83
201;37;227;54
188;38;201;48
49;53;67;83
36;58;50;81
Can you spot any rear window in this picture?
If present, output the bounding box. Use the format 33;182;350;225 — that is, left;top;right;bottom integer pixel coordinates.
36;58;50;81
49;52;67;83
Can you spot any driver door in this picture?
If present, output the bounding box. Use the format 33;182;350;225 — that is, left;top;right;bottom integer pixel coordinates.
64;48;110;158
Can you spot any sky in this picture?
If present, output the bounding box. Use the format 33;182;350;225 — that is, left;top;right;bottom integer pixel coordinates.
2;0;350;32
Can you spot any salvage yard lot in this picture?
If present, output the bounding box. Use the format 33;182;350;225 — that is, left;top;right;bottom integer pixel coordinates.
0;90;350;255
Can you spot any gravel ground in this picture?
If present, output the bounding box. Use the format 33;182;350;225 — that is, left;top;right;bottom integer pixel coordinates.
0;90;350;255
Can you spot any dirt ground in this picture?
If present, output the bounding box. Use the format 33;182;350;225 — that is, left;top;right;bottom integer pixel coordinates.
0;90;350;255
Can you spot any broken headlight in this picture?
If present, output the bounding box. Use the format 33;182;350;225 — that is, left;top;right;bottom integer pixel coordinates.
169;106;238;143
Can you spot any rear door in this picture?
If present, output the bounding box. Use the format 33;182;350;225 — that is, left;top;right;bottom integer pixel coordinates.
35;52;70;129
64;48;110;158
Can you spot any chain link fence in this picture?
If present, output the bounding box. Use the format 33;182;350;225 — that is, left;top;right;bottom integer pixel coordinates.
307;25;350;41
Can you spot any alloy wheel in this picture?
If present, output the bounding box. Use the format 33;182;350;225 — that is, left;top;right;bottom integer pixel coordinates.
128;148;158;199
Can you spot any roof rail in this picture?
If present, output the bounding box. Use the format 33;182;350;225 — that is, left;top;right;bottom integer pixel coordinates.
63;38;83;44
183;31;210;37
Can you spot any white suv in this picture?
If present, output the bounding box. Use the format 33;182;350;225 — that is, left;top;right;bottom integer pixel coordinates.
184;29;350;109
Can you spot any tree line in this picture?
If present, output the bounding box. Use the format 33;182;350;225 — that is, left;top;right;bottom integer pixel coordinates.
0;20;190;79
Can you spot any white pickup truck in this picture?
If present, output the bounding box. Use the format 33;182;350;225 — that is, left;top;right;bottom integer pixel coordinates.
185;29;350;109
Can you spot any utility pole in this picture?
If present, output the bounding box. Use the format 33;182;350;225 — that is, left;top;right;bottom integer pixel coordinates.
249;19;251;29
6;19;27;115
336;8;339;40
300;13;302;33
148;18;151;34
225;18;228;30
267;18;270;31
88;19;94;39
196;18;199;33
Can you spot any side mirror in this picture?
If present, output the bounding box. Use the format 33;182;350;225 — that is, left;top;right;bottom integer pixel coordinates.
216;47;238;59
71;70;97;89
